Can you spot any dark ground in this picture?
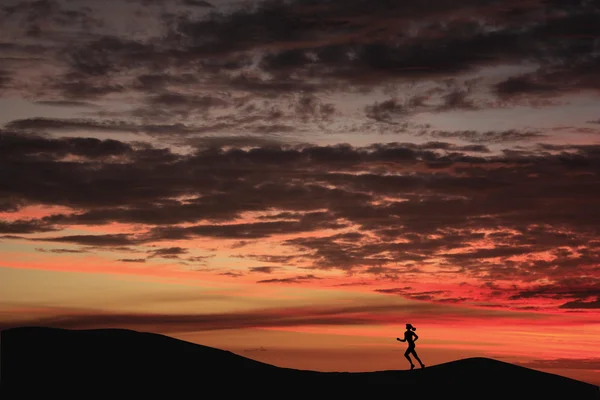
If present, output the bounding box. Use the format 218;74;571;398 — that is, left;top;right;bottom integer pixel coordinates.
1;326;598;397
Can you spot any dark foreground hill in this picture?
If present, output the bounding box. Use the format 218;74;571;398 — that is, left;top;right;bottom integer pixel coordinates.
1;326;598;397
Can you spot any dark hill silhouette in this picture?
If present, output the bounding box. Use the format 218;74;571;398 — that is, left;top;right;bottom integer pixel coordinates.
1;326;598;397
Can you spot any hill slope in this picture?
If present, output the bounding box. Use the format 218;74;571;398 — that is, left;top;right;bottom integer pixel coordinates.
1;326;598;397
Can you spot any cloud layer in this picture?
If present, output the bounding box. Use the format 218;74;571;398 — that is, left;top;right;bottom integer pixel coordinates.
0;0;599;138
2;130;599;310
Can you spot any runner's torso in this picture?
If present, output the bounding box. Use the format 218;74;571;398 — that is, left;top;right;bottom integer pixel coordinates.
404;331;415;345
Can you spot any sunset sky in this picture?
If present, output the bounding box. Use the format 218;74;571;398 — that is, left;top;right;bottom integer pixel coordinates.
1;0;599;385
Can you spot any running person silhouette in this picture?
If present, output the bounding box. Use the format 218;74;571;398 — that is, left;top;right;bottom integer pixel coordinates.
396;323;425;370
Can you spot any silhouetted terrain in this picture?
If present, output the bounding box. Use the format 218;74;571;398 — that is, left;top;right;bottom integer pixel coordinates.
1;327;598;397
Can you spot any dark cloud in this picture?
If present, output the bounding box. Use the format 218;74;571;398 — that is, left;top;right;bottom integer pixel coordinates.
219;271;244;278
559;298;600;309
65;36;156;77
508;278;600;308
257;274;321;284
375;287;451;302
143;215;347;241
0;219;58;234
4;117;136;133
249;266;279;274
495;75;560;99
284;232;403;271
1;0;102;38
186;255;214;263
31;234;140;246
142;92;230;118
0;69;11;89
425;129;545;144
35;247;87;254
117;258;146;263
167;0;531;83
181;135;290;150
54;80;127;100
33;100;98;108
237;254;299;264
4;114;297;141
493;8;600;99
0;130;134;161
375;287;413;294
364;80;489;122
4;118;196;136
133;73;199;92
332;282;371;287
152;0;600;102
182;0;214;8
147;246;189;259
